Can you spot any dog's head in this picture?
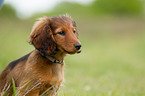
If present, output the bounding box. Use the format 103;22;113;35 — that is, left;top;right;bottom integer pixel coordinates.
29;15;81;56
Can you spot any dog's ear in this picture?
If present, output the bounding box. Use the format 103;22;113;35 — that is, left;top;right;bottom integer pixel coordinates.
29;17;57;56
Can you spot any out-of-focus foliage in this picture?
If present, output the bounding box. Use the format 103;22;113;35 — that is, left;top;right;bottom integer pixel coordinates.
33;0;144;19
0;4;16;17
34;2;92;18
0;0;145;19
91;0;143;15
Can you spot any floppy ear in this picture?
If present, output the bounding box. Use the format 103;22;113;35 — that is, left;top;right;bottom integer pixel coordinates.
29;17;57;56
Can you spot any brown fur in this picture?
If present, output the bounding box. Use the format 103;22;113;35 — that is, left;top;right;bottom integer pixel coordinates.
0;15;81;96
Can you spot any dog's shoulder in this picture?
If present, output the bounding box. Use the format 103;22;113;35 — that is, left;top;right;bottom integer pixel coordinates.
8;52;32;70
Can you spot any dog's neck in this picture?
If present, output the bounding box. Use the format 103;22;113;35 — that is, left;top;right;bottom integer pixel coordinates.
46;51;66;64
37;49;66;64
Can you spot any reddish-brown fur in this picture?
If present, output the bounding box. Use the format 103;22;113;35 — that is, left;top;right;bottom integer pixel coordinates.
0;15;81;96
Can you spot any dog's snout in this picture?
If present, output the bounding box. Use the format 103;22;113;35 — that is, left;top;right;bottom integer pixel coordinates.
74;43;81;50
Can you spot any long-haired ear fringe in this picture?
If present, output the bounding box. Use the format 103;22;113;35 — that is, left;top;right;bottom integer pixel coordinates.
29;17;57;56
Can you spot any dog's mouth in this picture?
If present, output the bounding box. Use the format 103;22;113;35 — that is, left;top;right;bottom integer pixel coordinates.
77;50;81;53
62;48;81;54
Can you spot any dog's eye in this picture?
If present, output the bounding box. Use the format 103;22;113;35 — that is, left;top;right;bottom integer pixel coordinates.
73;30;76;34
58;31;65;36
73;29;76;34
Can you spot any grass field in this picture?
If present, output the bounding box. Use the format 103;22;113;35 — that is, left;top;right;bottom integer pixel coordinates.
0;16;145;96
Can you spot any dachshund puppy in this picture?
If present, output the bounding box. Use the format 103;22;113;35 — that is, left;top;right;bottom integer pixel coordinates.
0;15;81;96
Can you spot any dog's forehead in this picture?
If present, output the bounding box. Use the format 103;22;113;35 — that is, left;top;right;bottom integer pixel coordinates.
50;16;75;27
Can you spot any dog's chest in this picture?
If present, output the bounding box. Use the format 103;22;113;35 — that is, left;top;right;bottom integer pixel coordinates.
39;63;64;86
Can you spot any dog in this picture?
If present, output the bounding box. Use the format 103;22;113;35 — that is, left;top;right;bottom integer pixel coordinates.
0;15;81;96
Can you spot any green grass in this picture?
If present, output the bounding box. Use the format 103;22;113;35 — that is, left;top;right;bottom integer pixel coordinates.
0;16;145;96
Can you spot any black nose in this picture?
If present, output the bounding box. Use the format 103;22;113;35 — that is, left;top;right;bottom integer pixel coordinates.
74;43;81;50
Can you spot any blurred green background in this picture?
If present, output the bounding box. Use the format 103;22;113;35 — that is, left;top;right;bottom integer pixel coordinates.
0;0;145;95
